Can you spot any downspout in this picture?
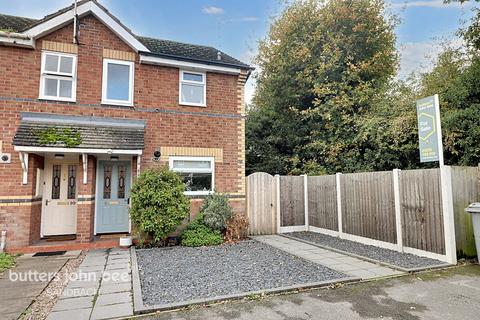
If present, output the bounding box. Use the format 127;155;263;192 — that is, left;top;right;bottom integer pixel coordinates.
0;230;6;253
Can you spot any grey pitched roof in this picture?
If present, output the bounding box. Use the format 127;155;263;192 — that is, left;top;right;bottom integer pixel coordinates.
137;37;251;69
0;13;38;32
0;0;252;70
13;113;145;150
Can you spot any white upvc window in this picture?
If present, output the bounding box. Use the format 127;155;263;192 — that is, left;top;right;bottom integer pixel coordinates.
39;51;77;102
169;156;214;195
179;70;206;107
102;59;134;106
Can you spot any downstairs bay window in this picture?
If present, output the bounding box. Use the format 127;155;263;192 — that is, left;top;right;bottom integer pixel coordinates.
169;156;214;195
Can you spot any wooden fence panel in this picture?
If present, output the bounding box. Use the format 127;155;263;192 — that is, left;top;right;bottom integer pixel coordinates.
280;176;305;227
247;172;276;235
451;166;479;258
400;168;445;254
308;175;338;231
341;171;396;243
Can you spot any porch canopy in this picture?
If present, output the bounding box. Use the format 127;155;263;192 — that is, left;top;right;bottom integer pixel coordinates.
13;112;145;184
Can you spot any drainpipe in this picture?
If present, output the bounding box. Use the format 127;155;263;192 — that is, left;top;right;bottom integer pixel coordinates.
0;230;6;253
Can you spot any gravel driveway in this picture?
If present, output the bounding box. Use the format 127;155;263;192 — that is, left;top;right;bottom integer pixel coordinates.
136;240;347;306
286;232;446;269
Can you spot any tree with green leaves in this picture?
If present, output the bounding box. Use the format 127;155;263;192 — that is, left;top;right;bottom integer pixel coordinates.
247;0;398;175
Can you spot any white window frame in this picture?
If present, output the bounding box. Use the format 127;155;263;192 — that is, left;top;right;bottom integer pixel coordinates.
169;156;214;195
39;51;77;102
102;58;135;106
179;70;206;107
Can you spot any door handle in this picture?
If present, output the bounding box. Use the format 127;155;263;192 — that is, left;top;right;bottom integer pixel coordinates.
127;198;130;205
45;199;49;206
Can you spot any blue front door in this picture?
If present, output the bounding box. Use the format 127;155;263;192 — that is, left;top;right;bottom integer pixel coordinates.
97;161;131;233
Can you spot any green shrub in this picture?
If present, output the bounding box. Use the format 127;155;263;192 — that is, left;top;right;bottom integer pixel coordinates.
0;253;15;272
181;214;223;247
130;167;190;244
201;193;234;231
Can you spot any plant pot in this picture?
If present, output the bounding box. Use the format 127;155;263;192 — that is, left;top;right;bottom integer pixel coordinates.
119;236;132;247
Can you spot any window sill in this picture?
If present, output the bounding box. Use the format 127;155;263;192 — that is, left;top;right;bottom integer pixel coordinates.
179;102;207;108
38;96;76;103
101;100;134;107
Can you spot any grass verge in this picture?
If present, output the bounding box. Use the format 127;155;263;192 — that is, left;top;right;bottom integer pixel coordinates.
0;252;15;272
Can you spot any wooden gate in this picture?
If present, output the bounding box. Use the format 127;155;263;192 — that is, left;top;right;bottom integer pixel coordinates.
247;172;276;235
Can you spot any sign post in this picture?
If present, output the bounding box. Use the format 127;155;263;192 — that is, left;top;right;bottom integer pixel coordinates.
416;94;456;264
416;94;444;166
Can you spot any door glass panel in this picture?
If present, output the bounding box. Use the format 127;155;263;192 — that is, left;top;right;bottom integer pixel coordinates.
52;165;61;199
67;165;76;199
103;165;112;199
118;165;126;199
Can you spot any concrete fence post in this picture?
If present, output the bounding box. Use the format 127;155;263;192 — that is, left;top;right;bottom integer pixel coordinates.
302;174;309;231
393;168;403;252
275;174;281;234
440;165;457;264
336;172;343;238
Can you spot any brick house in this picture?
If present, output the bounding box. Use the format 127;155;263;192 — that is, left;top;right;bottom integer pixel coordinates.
0;0;252;252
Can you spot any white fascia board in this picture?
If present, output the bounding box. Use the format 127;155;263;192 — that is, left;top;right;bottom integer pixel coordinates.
23;1;149;53
140;54;241;75
14;146;143;155
0;36;34;48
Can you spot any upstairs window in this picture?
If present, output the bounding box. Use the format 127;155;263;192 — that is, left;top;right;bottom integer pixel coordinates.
169;156;214;195
39;52;77;102
179;70;206;107
102;59;134;106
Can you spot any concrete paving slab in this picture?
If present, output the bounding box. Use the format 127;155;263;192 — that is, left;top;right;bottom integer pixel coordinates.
0;296;34;314
53;296;94;311
60;287;98;299
49;248;133;319
95;292;131;306
98;282;131;294
90;302;133;320
47;307;92;320
0;255;69;320
331;264;364;272
4;312;19;320
349;269;379;279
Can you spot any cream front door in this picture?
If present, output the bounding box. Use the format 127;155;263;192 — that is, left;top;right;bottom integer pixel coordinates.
42;162;78;236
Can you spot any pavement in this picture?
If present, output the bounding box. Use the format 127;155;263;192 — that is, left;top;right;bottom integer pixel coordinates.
47;248;133;320
254;235;405;279
0;251;76;320
139;264;480;320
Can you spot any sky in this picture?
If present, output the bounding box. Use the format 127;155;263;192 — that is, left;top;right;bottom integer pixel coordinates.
1;0;478;103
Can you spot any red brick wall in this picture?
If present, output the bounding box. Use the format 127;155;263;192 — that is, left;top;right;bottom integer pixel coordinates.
0;14;246;249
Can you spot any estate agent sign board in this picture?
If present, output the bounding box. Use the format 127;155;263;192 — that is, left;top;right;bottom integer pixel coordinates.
416;94;444;164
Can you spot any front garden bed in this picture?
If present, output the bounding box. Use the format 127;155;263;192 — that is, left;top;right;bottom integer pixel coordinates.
133;240;354;311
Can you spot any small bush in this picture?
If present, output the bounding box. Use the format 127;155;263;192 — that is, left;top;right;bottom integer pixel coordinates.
201;193;234;231
0;253;15;272
181;214;223;247
130;167;190;244
224;213;249;242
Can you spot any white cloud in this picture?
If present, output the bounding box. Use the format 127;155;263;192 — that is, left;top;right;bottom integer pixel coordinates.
397;38;464;78
390;0;468;9
202;6;224;15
